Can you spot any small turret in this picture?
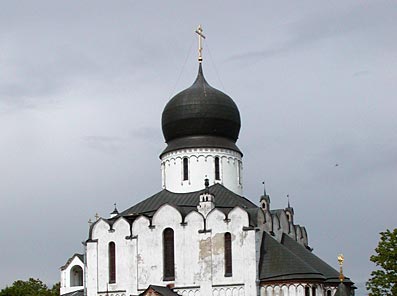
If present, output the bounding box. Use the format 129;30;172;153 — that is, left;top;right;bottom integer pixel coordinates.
260;181;271;211
285;195;294;223
197;178;215;217
110;203;119;218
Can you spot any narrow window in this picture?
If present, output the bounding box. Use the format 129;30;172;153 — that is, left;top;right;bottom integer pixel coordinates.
327;290;331;296
183;158;189;181
109;242;116;283
215;157;220;180
224;232;232;276
163;228;175;280
312;287;316;296
237;161;242;185
305;287;310;296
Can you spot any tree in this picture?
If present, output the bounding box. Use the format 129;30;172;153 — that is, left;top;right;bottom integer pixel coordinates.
0;278;59;296
50;282;60;296
366;228;397;296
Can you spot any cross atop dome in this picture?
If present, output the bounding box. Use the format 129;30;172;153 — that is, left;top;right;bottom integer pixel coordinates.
195;25;206;63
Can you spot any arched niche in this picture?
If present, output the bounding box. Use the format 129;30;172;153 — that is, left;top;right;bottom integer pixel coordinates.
70;265;83;287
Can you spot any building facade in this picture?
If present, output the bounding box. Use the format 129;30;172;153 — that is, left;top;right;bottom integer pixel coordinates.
60;57;354;296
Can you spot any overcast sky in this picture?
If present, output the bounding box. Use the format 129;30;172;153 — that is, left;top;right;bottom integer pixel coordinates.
0;1;396;295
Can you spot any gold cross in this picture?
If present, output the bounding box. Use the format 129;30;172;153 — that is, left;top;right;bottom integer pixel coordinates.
195;25;206;62
338;254;345;282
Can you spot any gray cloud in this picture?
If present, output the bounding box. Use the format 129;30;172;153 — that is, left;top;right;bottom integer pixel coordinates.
0;2;395;296
227;2;397;63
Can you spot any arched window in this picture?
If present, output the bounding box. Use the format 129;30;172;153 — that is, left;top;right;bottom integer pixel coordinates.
312;287;316;296
224;232;232;276
327;290;332;296
163;228;175;280
305;287;310;296
183;158;189;181
215;157;220;180
70;265;83;287
109;242;116;283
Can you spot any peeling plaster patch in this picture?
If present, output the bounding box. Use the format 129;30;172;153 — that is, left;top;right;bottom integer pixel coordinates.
138;269;148;285
239;231;247;247
199;238;211;260
212;233;224;255
199;237;212;280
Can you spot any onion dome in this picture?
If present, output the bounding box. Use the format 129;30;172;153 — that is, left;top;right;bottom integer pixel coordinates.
161;64;241;156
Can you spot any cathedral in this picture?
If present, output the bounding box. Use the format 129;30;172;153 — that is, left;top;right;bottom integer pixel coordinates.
60;29;354;296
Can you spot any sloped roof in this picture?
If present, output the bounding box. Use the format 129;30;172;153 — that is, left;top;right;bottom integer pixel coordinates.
139;285;181;296
259;232;325;281
61;289;84;296
60;253;84;270
281;235;352;284
334;282;351;296
119;183;256;220
259;233;353;285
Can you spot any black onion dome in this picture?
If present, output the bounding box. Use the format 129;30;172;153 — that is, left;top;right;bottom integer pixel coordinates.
161;64;241;155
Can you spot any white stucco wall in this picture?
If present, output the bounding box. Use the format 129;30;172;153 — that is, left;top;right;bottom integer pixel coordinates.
89;218;134;296
84;201;258;296
260;283;335;296
60;255;84;295
161;148;243;195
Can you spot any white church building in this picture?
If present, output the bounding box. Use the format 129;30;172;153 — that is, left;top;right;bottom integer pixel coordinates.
60;30;354;296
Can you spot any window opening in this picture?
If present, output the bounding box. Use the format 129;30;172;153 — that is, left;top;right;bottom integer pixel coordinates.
183;158;189;181
109;242;116;283
215;157;220;180
312;287;316;296
163;228;175;280
305;287;310;296
224;232;232;276
237;161;242;185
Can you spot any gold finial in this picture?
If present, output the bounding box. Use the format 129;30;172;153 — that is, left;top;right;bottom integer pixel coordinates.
195;25;206;63
95;213;100;221
338;254;345;282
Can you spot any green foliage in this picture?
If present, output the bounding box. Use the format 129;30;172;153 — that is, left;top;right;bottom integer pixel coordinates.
0;278;60;296
50;282;60;296
366;228;397;296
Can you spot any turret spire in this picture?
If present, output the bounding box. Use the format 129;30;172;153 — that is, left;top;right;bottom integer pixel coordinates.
262;180;267;196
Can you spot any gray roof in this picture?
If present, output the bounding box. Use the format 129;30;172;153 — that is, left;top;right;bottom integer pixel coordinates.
60;253;84;270
139;285;181;296
281;234;352;284
61;289;84;296
259;232;353;285
119;183;257;223
259;232;325;281
334;282;350;296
